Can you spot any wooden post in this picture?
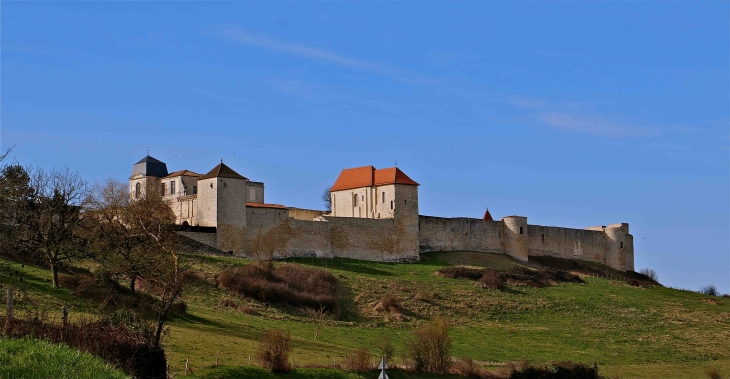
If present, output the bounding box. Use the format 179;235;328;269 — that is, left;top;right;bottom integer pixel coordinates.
215;352;219;366
61;305;68;341
5;288;13;334
248;355;251;365
185;358;189;376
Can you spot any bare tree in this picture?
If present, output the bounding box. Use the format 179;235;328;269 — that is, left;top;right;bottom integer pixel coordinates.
12;167;91;288
128;192;186;347
301;305;332;341
639;268;658;282
322;186;332;212
87;179;147;293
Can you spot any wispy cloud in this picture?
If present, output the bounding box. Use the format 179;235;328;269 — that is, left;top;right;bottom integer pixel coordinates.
540;112;658;138
216;28;399;76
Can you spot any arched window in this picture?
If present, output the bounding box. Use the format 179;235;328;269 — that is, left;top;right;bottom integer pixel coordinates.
135;182;141;198
353;193;358;206
382;192;385;203
170;181;175;195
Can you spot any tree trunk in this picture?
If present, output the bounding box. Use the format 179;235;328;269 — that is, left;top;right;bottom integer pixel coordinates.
51;262;60;288
130;275;136;294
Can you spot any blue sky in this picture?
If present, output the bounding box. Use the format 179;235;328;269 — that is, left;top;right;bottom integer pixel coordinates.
2;2;728;293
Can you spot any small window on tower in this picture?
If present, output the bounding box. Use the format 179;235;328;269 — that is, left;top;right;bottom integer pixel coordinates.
390;200;394;210
192;186;197;195
620;242;623;248
404;200;407;205
135;183;141;198
519;227;524;234
170;181;175;195
542;234;545;242
382;192;385;203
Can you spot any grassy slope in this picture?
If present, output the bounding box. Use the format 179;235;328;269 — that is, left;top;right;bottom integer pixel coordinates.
2;252;729;378
0;337;128;379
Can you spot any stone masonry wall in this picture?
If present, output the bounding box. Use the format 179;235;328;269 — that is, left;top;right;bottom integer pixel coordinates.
527;225;607;264
418;216;505;254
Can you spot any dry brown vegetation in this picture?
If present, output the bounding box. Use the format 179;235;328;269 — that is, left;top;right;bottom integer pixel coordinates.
2;311;166;379
436;266;583;288
217;262;341;315
344;349;372;372
257;329;292;373
374;294;403;314
406;317;453;374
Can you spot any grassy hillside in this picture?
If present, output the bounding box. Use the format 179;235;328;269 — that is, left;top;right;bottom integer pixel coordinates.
0;337;129;379
2;251;728;378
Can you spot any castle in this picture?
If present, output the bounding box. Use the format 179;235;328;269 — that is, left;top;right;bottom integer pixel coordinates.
129;155;635;272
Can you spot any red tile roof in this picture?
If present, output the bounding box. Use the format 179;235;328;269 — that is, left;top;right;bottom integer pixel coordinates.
330;166;418;192
246;202;288;210
199;162;248;181
162;170;201;179
482;209;493;221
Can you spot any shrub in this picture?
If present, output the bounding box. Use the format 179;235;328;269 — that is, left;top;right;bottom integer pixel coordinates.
406;317;453;374
639;268;658;282
217;263;340;315
701;285;719;296
238;305;258;315
2;312;165;379
436;266;486;280
374;335;396;367
57;273;81;289
509;361;599;379
454;356;484;378
257;329;291;373
706;365;722;379
344;349;372;372
626;271;661;287
219;298;237;308
374;294;403;314
476;270;503;290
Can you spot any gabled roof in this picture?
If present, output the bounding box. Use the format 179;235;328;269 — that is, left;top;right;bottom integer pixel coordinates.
246;202;288;210
330;166;418;192
163;170;201;179
199;162;248;181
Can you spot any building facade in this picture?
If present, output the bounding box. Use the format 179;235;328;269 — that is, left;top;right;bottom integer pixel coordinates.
129;156;635;271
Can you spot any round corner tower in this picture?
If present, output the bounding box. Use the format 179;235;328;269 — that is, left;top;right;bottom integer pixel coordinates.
605;223;633;272
502;216;528;262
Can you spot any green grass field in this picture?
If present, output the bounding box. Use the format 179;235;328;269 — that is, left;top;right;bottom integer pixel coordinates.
0;337;129;379
2;251;729;378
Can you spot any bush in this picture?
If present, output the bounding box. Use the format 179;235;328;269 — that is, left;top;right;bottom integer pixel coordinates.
436;266;486;280
509;361;599;379
701;285;719;296
219;298;237;308
625;271;661;287
406;317;453;374
639;268;658;282
2;313;165;379
217;262;340;315
706;365;722;379
476;270;503;290
257;329;291;373
454;356;484;378
374;335;396;367
374;294;403;314
344;349;372;372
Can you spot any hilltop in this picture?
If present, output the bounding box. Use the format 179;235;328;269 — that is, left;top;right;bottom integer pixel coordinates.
2;251;728;378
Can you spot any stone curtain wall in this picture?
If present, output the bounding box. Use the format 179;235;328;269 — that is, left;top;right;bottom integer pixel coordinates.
418;216;505;254
527;225;607;264
418;216;634;271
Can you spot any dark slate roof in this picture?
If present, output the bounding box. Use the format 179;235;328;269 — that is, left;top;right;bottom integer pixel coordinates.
132;155;168;178
199;162;248;181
